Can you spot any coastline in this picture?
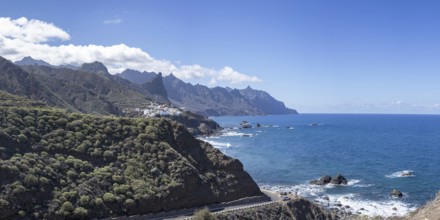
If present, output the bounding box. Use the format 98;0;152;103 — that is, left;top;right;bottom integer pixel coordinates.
200;114;440;219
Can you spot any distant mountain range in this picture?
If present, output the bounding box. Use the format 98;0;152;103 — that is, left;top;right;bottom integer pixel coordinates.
118;70;298;116
5;56;297;117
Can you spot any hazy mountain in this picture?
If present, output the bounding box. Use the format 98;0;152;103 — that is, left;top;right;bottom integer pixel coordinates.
117;69;156;84
163;74;263;116
14;56;53;67
162;74;298;116
15;56;79;70
118;69;297;116
239;86;298;115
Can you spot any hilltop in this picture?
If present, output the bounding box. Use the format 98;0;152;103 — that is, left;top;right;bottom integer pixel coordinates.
0;91;261;219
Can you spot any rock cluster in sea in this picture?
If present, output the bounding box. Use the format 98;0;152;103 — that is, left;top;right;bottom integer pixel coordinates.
309;174;348;185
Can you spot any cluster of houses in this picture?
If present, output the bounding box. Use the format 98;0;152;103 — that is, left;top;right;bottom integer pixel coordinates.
126;103;183;117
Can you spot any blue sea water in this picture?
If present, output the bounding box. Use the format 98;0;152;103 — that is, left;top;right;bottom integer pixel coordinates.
202;114;440;217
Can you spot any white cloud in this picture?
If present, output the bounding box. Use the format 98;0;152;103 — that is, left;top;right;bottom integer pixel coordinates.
0;17;262;85
0;17;70;43
103;18;122;24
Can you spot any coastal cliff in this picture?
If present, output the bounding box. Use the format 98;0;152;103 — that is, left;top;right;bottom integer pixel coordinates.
404;192;440;220
0;91;261;219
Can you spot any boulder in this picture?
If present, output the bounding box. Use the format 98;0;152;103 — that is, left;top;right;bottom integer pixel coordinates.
330;174;348;185
310;176;332;185
390;189;403;197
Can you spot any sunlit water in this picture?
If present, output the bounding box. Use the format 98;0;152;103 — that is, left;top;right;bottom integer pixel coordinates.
201;114;440;217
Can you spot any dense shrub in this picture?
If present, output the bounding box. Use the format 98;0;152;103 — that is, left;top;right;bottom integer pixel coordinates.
0;96;244;219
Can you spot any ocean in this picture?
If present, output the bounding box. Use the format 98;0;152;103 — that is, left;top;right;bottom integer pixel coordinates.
201;114;440;217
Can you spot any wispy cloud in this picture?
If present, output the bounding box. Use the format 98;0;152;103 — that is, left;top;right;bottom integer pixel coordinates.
0;17;262;85
103;18;122;24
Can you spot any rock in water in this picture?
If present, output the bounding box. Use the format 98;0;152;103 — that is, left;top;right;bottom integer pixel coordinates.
310;176;332;185
401;170;413;177
330;174;348;185
390;189;403;197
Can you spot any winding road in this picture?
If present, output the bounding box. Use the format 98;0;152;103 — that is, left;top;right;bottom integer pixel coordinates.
113;189;286;220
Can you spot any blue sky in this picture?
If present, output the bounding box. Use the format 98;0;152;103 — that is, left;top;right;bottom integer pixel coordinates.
1;0;440;113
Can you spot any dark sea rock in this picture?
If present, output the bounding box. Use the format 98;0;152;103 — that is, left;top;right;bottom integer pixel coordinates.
330;174;348;185
390;189;403;197
310;176;332;185
401;170;413;177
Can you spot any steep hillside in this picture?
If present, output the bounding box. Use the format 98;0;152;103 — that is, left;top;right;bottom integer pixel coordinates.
0;91;262;219
0;57;73;110
21;65;146;115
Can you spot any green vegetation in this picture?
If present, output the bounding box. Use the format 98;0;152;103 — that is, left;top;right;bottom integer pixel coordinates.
0;91;261;219
193;207;217;220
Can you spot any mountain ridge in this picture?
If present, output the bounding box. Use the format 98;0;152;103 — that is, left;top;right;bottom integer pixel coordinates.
1;56;220;135
118;69;298;116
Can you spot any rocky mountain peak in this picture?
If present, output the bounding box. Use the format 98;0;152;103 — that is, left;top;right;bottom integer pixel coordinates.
14;56;53;67
80;61;110;75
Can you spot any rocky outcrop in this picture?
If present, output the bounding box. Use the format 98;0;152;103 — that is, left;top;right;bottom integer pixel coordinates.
330;174;348;185
140;73;169;104
164;110;221;136
310;176;332;185
390;189;403;198
310;174;348;186
216;197;332;220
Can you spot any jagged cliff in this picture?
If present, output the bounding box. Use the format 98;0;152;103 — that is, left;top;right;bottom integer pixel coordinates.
117;69;298;116
0;91;262;219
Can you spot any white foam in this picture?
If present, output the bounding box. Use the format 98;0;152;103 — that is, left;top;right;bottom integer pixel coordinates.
261;184;325;197
347;179;361;186
317;193;416;217
221;131;253;137
386;170;415;178
202;139;232;148
261;182;415;218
